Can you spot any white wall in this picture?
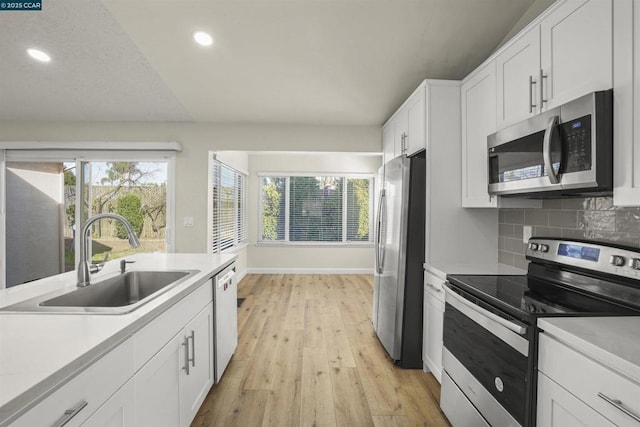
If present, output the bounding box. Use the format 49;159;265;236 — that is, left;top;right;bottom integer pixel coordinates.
247;152;381;273
0;121;381;277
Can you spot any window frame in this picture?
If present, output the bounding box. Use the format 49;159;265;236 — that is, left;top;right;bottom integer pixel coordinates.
0;147;177;289
208;158;248;254
257;172;375;247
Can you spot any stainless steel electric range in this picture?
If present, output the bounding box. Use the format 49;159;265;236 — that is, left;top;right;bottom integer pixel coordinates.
440;238;640;427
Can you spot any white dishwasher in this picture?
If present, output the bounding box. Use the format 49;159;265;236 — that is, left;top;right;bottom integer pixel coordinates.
213;262;238;383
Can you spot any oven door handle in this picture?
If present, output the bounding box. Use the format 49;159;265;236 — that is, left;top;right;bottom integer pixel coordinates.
445;286;528;336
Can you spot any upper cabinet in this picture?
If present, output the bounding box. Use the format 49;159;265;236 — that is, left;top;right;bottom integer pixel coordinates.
496;0;612;130
462;61;498;208
496;26;541;129
540;0;612;110
382;81;426;163
613;0;640;206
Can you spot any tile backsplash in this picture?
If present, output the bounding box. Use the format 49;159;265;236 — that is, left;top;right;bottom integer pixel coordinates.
498;197;640;269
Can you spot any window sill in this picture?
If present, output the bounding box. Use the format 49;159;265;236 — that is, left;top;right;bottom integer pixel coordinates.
256;241;374;248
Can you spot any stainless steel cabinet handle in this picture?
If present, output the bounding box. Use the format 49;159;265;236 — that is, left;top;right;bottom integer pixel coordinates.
598;392;640;422
182;335;190;375
539;69;548;112
542;115;560;184
425;282;442;293
52;400;88;427
529;75;537;113
401;132;407;153
189;330;195;368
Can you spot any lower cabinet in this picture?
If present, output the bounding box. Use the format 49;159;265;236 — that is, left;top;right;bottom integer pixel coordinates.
81;379;135;427
537;373;615;427
180;302;214;426
135;301;214;427
537;332;640;427
422;271;445;382
11;275;221;427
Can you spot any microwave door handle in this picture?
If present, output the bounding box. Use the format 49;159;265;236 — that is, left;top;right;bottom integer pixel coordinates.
543;115;560;184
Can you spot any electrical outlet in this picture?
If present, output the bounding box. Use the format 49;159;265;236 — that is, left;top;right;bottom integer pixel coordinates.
183;217;194;227
523;225;532;243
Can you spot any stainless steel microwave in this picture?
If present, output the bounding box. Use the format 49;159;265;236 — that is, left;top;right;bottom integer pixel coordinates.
487;90;613;197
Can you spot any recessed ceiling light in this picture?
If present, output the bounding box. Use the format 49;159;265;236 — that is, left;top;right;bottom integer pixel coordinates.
27;48;51;63
193;31;213;47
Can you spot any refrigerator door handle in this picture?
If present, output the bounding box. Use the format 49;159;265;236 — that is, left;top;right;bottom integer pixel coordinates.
375;190;385;274
379;192;387;273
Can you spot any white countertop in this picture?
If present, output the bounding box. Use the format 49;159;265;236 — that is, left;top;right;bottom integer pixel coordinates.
0;253;236;425
425;262;527;281
538;317;640;384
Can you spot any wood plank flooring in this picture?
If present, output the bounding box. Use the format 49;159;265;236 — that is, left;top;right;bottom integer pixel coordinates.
192;274;450;427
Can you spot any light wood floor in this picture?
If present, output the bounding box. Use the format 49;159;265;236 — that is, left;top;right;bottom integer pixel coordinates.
192;274;450;427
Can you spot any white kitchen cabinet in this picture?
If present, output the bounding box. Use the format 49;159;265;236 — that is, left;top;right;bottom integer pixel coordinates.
135;333;182;427
11;338;135;427
180;302;214;427
461;61;498;208
496;26;541;129
538;332;640;427
382;81;427;163
613;0;640;206
422;271;445;382
537;373;615;427
495;0;611;130
81;379;135;427
135;301;214;427
382;122;397;165
405;86;426;156
540;0;612;110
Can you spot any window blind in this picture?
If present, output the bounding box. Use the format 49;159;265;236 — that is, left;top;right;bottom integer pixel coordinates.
259;175;374;244
211;160;247;254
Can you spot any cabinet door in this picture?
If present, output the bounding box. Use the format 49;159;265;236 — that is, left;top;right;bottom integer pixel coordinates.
496;25;541;129
422;287;444;383
382;121;396;165
613;0;640;206
406;87;426;156
540;0;612;110
135;334;181;427
180;302;214;427
461;61;498;208
81;380;135;427
537;373;616;427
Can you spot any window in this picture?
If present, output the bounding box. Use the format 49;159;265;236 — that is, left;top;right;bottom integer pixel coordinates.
259;174;374;244
210;160;248;253
0;147;176;289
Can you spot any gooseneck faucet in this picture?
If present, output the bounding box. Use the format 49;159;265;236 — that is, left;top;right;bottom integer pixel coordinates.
77;213;141;287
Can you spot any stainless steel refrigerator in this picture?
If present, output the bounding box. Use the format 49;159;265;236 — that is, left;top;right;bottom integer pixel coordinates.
373;151;425;368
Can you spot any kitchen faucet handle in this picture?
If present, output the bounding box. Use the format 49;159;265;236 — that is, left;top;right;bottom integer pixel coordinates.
89;253;110;274
120;259;136;274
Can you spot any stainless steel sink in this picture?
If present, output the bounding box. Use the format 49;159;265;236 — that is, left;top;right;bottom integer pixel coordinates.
0;270;199;314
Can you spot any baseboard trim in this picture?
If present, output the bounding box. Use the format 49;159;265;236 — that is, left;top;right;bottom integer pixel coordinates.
246;267;373;275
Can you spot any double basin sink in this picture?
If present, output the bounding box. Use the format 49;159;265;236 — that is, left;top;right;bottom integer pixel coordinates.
1;270;198;314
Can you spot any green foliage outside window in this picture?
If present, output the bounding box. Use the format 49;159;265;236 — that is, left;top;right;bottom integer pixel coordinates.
115;194;144;239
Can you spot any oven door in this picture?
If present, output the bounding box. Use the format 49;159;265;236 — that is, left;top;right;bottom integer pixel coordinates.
441;285;530;427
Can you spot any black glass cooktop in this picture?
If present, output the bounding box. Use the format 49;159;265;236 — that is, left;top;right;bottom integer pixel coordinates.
446;270;640;323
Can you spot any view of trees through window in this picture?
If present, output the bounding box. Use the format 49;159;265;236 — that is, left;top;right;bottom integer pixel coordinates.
260;175;373;243
64;161;168;270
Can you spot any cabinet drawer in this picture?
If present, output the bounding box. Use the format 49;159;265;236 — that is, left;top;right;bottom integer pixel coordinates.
134;280;212;370
538;333;640;426
12;337;134;427
424;271;445;302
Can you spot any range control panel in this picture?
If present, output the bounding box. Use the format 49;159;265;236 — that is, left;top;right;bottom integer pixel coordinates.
526;238;640;279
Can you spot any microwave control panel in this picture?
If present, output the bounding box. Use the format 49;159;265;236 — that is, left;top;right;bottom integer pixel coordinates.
560;114;592;173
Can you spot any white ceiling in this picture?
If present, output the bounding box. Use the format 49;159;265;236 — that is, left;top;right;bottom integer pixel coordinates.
0;0;539;126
